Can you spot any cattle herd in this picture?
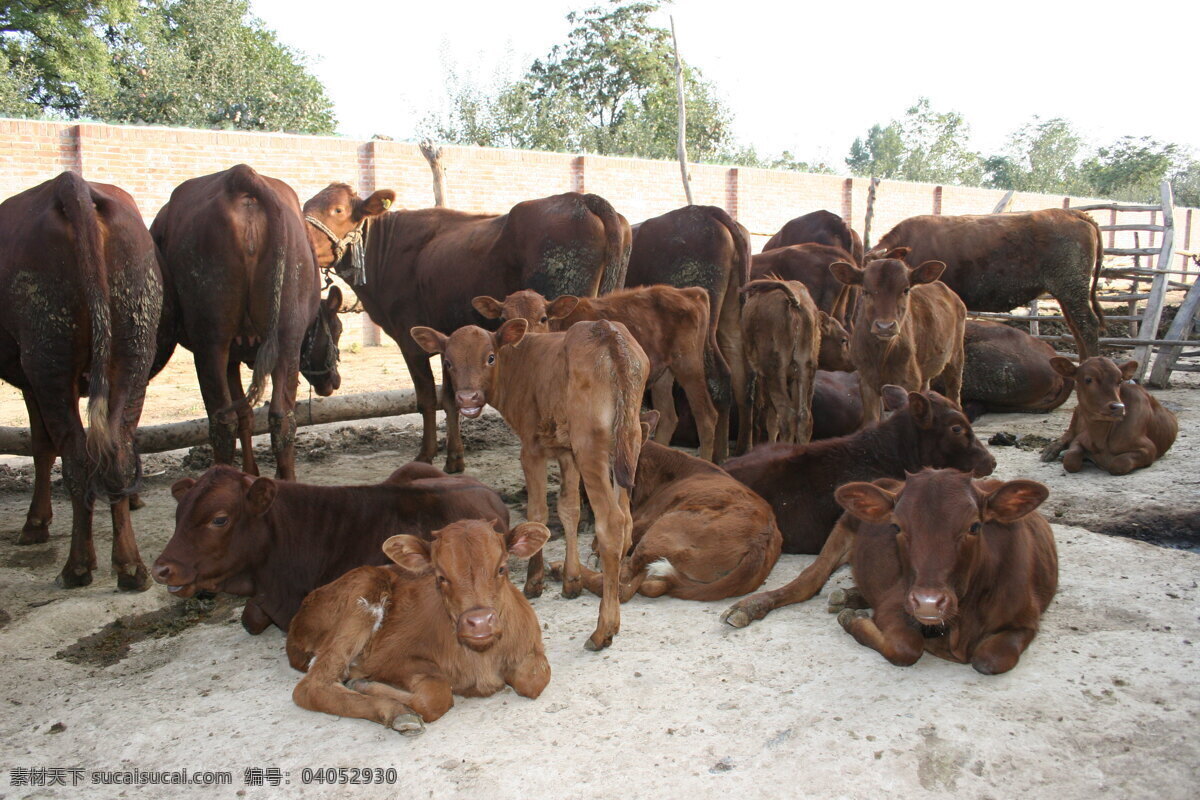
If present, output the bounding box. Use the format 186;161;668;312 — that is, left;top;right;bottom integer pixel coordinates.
0;165;1181;736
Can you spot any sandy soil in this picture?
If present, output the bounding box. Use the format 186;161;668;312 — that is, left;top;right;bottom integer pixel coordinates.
0;367;1197;798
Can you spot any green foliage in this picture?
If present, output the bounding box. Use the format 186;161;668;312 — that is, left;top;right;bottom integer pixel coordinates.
1080;136;1178;203
985;117;1086;194
845;99;982;185
0;50;41;117
1171;157;1200;208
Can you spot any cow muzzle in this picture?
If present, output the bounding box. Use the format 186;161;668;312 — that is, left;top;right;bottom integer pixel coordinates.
871;320;899;339
457;607;500;650
455;391;486;419
151;558;197;597
1104;401;1126;420
906;588;955;625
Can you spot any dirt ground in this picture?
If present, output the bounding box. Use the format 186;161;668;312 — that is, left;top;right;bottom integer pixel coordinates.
0;345;1197;799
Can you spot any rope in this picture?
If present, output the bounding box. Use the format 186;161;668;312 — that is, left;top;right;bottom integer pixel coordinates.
305;215;369;287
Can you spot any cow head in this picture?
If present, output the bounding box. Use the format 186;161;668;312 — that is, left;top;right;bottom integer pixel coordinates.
300;286;343;395
830;249;945;341
892;389;997;477
818;311;854;371
1051;356;1136;423
836;469;1048;625
302;183;396;269
152;466;277;598
410;320;528;419
383;519;549;651
472;290;580;333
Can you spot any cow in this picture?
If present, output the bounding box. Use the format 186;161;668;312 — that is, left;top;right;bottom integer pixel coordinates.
472;285;718;460
811;371;864;440
1040;357;1178;475
303;185;630;474
287;519;551;735
831;248;966;425
152;165;342;482
829;469;1057;674
762;210;864;266
751;243;857;324
625;205;750;460
411;319;647;651
873;209;1105;358
720;389;996;628
0;172;161;589
151;462;509;633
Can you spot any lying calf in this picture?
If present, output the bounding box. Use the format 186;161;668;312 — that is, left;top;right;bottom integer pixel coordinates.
287;520;552;735
1041;357;1177;475
152;462;508;633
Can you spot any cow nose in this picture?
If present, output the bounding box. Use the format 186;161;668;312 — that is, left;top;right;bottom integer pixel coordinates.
1108;402;1126;415
872;320;898;336
458;608;498;640
151;560;175;585
908;590;949;622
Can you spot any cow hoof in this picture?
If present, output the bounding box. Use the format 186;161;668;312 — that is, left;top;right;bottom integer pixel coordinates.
837;608;870;631
56;568;93;589
561;578;583;600
346;679;370;692
523;580;544;600
392;713;425;736
546;561;564;581
116;565;151;592
828;588;849;613
720;607;752;629
828;587;869;614
1039;443;1063;463
443;456;464;474
129;493;146;511
17;523;50;545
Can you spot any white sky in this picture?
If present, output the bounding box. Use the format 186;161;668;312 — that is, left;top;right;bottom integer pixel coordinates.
251;0;1199;162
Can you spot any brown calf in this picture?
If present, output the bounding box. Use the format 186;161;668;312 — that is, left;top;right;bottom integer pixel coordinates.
411;319;647;651
831;247;966;424
473;285;717;460
287;520;551;735
1040;357;1178;475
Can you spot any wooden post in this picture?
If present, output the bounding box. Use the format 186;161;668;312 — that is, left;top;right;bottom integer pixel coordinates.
992;190;1015;214
1129;231;1141;338
1133;181;1175;379
419;138;446;207
863;178;880;251
670;16;693;205
1148;273;1200;387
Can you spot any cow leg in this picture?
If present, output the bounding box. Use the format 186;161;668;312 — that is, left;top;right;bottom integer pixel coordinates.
226;362;258;477
194;347;238;467
1056;289;1102;361
674;358;719;462
1061;441;1087;473
797;361;816;445
728;340;751;457
721;518;854;628
109;496;149;591
268;358;300;481
441;370;464;474
57;445;96;588
518;448;549;598
577;460;629;651
838;603;924;667
241;601;272;634
506;652;552;699
970;627;1038;675
556;455;583;599
351;672;454;725
398;338;440;464
18;393;55;544
859;379;883;426
1041;409;1079;462
648;372;679;446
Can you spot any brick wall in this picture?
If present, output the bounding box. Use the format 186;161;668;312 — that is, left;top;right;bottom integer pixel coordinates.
1;117;1195;268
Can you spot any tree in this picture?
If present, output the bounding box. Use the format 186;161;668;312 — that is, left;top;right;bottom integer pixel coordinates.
1171;155;1200;208
845;98;982;185
985;117;1085;194
846;123;905;178
1081;136;1178;203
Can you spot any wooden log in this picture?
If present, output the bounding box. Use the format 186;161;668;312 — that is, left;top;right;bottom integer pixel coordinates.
1133;181;1175;378
1073;202;1163;212
419;139;446;208
1100;224;1166;232
992;190;1015;214
1148;267;1200;387
1104;247;1164;256
670;16;694;206
0;390;423;457
863;177;880;250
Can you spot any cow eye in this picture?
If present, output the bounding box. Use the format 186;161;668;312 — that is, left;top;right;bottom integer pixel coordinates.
540;316;548;324
951;425;964;435
969;522;982;534
437;575;449;586
903;287;911;295
211;515;229;527
1084;377;1092;384
497;564;507;576
443;358;452;370
487;353;496;365
841;337;848;345
890;523;901;534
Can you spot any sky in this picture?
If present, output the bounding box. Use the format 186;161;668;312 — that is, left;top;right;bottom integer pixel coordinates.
249;0;1199;163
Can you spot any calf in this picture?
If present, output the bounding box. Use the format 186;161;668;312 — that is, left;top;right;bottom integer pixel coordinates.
473;286;717;461
411;319;647;651
811;370;863;440
1040;357;1177;475
832;469;1057;674
720;389;996;627
152;462;508;633
287;520;551;735
831;247;966;424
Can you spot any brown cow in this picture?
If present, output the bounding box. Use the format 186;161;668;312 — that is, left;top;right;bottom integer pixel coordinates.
626;205;750;460
152;165;342;481
472;285;718;460
831;248;966;425
831;469;1057;674
0;172;161;589
304;186;630;474
1040;357;1178;474
287;519;551;735
751;243;857;324
152;462;508;633
873;209;1105;358
763;210;865;266
811;371;864;440
411;319;647;651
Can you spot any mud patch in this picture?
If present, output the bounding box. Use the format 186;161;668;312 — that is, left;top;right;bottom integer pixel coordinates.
1095;508;1200;553
4;546;59;569
55;595;239;667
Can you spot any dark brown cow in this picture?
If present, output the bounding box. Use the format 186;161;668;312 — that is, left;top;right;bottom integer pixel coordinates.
811;370;864;440
831;469;1057;674
411;319;647;651
303;186;630;474
873;209;1105;358
751;243;857;323
832;248;966;424
762;210;865;265
0;172;161;589
152;165;342;482
472;285;717;460
1040;357;1178;474
152;462;508;633
626;205;750;460
288;519;551;735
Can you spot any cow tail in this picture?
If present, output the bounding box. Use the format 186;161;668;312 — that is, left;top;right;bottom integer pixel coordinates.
55;172;115;465
706;207;749;407
602;322;645;490
583;193;630;293
740;279;803;311
227;164;287;407
1086;212;1107;332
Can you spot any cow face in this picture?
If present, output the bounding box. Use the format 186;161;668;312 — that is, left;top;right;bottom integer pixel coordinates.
472;290;579;334
836;469;1048;625
831;253;945;341
300;286;343;396
383;520;549;651
818;311;854;371
152;466;277;598
900;390;996;477
410;320;528;419
1051;356;1137;423
302;183;396;269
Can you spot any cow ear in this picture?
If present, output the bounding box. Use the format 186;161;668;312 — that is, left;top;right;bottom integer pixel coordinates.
410;326;448;355
818;310;831;326
835;481;897;523
382;535;432;575
472;296;505;319
358;190;395;218
506;522;551;559
496;318;528;348
908;260;946;285
906;391;934;428
1049;357;1077;378
640;409;661;442
324;285;342;312
245;477;277;516
829;261;862;286
546;296;581;319
882;246;911;260
983;479;1049;523
1118;360;1139;380
881;385;909;412
171;477;196;502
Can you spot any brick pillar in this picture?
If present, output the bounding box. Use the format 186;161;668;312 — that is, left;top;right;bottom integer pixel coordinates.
725;168;740;219
841;178;853;221
572;156;586;193
932;185;943;215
